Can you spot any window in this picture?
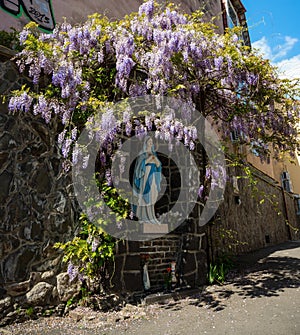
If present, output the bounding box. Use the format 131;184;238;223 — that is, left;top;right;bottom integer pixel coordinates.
281;171;293;193
250;141;261;157
230;129;240;143
250;140;270;162
230;129;247;144
222;0;251;47
295;195;300;215
225;0;240;28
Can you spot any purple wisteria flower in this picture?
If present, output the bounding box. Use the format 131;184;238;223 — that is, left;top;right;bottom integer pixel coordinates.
7;0;300;180
91;237;100;252
8;92;33;113
198;185;204;198
82;154;90;169
67;262;78;282
58;129;67;145
214;56;223;71
19;29;29;44
61;138;72;158
71;127;77;140
246;72;259;86
105;169;112;186
205;167;211;179
138;0;154;18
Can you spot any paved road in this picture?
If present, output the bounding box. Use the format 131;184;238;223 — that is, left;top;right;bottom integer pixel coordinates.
106;240;300;335
3;240;300;335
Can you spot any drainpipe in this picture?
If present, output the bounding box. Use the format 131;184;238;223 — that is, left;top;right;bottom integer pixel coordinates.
281;188;292;240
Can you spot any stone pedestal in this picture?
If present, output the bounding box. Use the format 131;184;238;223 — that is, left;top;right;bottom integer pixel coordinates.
143;223;169;234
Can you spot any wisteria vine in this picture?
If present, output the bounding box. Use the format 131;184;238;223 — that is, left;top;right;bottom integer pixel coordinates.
8;0;300;213
8;0;300;283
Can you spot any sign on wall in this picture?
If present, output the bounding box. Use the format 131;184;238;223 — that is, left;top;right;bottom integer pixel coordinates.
0;0;55;31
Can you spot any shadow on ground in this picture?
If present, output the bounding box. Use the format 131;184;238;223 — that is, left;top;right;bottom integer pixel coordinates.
159;241;300;313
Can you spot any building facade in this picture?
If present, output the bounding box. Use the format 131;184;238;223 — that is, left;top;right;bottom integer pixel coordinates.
0;0;299;318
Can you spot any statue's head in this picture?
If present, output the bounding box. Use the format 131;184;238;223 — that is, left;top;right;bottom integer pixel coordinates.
143;136;154;154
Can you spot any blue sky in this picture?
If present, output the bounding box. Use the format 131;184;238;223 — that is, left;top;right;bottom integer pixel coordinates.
243;0;300;80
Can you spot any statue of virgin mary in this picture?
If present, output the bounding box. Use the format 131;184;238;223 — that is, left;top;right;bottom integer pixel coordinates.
132;136;162;224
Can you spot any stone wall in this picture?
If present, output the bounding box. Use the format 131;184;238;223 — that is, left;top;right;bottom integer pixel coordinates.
283;191;300;241
112;230;207;293
1;0;224;33
112;162;300;294
0;53;83;326
0;0;298;320
0;57;77;286
210;166;300;259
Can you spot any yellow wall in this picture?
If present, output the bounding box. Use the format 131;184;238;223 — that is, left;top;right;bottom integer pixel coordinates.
0;0;223;32
281;155;300;195
247;148;300;195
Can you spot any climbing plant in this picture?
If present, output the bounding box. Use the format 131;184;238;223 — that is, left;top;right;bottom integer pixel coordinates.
7;0;300;283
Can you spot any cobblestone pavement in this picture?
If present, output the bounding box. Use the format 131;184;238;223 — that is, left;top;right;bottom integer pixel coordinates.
2;240;300;335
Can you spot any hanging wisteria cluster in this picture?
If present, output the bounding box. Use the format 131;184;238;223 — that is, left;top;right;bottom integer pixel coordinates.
8;0;300;164
10;0;300;283
6;0;299;176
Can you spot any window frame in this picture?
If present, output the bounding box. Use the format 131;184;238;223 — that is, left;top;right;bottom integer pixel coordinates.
294;195;300;215
225;0;241;28
281;171;293;193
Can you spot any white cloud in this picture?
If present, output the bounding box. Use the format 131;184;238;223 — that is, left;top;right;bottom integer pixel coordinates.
252;35;300;80
276;55;300;80
252;35;298;62
252;36;272;59
273;36;298;61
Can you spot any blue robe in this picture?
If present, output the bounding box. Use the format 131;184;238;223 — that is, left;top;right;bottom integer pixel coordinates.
132;143;162;221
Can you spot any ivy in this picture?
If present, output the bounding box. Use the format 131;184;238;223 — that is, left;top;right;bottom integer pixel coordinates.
54;213;116;291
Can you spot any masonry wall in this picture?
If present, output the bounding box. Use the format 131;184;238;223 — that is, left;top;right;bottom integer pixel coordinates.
210;166;300;260
1;0;224;33
0;0;222;301
0;0;298;302
1;54;299;300
112;232;207;293
0;57;77;286
111;162;300;293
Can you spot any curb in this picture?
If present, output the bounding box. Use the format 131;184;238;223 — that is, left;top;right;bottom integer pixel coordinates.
141;287;203;305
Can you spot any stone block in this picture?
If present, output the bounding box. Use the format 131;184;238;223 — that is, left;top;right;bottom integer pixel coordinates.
0;170;12;203
116;240;128;254
146;252;164;261
3;246;39;282
25;282;54;306
164;252;176;260
3;67;18;82
182;252;196;274
128;241;140;253
31;164;51;194
124;255;141;271
110;256;125;292
149;239;164;246
0;152;8;171
5;280;31;297
56;272;82;302
139;246;157;252
33;255;62;272
0;114;8;129
123;272;143;292
41;270;56;285
143;223;168;234
0;297;12;314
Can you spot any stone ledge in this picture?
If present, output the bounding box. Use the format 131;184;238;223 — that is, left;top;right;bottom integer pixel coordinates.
141;287;203;305
0;45;16;59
